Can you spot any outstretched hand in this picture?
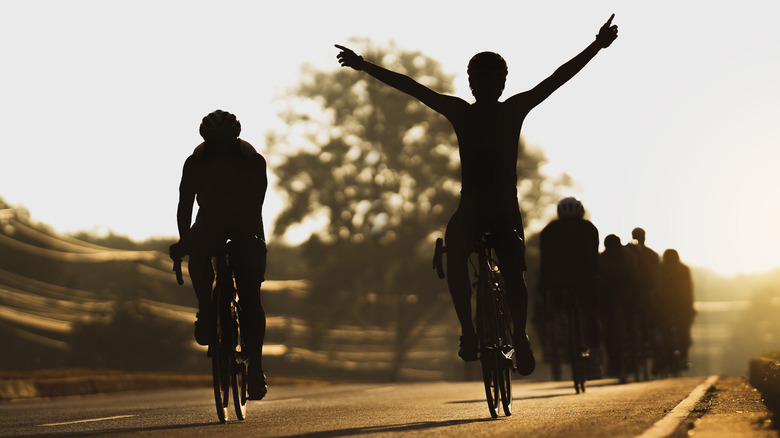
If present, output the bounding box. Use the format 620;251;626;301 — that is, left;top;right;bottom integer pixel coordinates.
596;14;618;48
335;44;363;70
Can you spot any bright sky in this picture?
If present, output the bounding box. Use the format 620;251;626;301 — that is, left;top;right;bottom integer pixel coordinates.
2;1;779;276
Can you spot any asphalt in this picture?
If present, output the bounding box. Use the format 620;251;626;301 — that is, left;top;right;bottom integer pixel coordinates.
1;372;777;436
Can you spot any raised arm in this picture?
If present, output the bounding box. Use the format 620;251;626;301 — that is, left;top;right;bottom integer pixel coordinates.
516;14;618;109
335;44;461;114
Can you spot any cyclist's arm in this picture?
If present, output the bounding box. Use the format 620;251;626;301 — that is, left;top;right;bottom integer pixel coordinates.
251;153;268;241
506;14;618;111
335;44;464;116
176;157;197;245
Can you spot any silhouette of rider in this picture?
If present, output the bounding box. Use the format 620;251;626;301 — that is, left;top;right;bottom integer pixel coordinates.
336;15;617;376
627;227;662;374
598;234;639;377
170;110;269;400
658;248;695;370
540;197;603;376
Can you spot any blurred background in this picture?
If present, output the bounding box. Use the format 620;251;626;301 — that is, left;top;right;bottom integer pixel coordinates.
1;1;779;381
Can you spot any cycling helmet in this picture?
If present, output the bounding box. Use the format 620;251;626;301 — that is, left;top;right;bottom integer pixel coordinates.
467;52;508;76
199;110;241;141
557;197;584;219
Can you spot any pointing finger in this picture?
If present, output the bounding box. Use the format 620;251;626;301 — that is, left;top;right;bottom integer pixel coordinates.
604;13;615;27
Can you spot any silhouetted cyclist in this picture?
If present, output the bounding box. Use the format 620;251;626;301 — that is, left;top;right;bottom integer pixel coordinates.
598;234;639;376
337;15;617;376
627;226;661;374
658;248;695;370
540;197;603;377
169;110;269;400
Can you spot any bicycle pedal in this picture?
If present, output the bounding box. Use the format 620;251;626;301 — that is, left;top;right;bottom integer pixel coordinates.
502;347;515;361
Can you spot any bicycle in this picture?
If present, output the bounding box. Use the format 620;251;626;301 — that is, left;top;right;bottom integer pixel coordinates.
434;233;515;418
547;286;589;394
172;241;248;423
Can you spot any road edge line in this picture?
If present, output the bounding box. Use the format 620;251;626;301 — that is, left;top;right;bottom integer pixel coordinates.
635;375;718;438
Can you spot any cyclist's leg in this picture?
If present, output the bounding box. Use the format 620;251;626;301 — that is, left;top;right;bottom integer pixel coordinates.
445;209;478;361
492;207;535;375
188;222;219;345
230;236;268;400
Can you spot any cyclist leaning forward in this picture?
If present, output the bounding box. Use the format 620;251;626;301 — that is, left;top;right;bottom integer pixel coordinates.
337;15;618;375
170;110;269;400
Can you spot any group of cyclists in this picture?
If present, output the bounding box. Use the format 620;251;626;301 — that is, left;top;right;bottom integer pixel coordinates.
536;197;696;381
169;15;620;401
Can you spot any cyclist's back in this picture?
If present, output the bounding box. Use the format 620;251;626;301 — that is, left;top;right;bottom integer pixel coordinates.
598;234;639;315
541;220;599;292
183;139;266;228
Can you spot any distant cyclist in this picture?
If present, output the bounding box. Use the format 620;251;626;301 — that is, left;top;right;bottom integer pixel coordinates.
627;227;661;374
657;248;695;370
169;110;269;400
539;197;602;377
598;234;639;376
336;15;618;376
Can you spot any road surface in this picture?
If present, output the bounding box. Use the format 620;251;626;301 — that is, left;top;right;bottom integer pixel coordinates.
0;376;722;437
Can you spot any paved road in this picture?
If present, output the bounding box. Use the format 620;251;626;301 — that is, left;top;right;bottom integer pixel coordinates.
1;377;714;437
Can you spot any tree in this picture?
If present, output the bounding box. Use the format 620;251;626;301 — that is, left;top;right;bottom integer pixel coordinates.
266;40;565;380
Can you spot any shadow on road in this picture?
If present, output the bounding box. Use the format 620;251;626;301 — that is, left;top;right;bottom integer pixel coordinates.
24;421;215;437
284;417;495;437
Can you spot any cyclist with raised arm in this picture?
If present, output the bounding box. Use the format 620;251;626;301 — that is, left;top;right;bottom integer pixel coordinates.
170;110;269;400
540;197;603;377
336;15;618;375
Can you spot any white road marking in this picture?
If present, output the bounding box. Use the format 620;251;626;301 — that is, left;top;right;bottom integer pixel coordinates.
635;375;719;438
40;415;137;427
260;397;303;404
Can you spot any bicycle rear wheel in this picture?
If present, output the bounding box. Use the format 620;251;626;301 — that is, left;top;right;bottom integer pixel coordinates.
494;274;513;416
211;303;230;423
481;354;501;419
498;365;512;416
568;306;587;394
230;301;248;420
477;287;500;419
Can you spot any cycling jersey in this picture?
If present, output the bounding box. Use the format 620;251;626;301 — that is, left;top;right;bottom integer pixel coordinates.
179;139;267;240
